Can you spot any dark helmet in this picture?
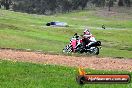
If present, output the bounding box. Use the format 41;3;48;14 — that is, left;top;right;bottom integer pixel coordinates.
74;33;79;39
74;33;77;36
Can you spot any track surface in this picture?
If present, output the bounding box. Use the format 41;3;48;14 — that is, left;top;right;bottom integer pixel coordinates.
0;49;132;71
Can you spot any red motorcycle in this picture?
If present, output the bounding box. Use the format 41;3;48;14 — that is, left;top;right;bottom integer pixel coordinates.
63;34;101;55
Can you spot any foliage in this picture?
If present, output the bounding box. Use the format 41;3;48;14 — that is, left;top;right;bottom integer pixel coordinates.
0;0;131;14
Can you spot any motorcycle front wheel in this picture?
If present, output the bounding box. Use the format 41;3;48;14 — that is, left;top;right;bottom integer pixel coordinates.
63;45;73;53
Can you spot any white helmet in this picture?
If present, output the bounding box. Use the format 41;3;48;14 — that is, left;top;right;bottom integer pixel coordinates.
84;28;90;35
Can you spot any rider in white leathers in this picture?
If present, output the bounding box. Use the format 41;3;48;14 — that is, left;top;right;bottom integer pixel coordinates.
83;28;96;48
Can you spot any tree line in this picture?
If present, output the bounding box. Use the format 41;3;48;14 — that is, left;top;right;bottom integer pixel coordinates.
0;0;131;14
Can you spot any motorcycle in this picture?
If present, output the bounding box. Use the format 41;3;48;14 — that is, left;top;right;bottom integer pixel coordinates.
63;34;101;55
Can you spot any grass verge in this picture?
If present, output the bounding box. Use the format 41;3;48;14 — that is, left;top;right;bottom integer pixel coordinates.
0;60;132;88
0;9;132;58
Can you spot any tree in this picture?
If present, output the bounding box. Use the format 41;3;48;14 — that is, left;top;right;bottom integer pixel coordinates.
0;1;1;8
1;0;12;10
91;0;106;7
47;0;57;14
124;0;131;7
118;0;124;6
61;0;72;13
72;0;80;10
10;0;131;15
79;0;89;10
108;0;114;11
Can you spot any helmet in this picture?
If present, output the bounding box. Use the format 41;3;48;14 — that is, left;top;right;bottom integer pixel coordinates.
74;33;77;36
84;29;90;35
73;33;79;39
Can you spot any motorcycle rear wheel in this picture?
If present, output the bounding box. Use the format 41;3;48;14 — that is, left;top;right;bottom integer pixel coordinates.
89;47;99;55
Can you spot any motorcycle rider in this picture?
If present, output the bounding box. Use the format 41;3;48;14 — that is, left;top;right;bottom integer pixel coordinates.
69;33;80;52
73;33;79;39
70;33;79;43
83;28;96;49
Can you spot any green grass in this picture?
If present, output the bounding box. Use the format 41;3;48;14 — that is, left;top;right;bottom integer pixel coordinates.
0;9;132;88
0;60;132;88
0;9;132;58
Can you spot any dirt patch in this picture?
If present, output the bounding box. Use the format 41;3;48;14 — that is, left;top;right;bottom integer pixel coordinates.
0;49;132;72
